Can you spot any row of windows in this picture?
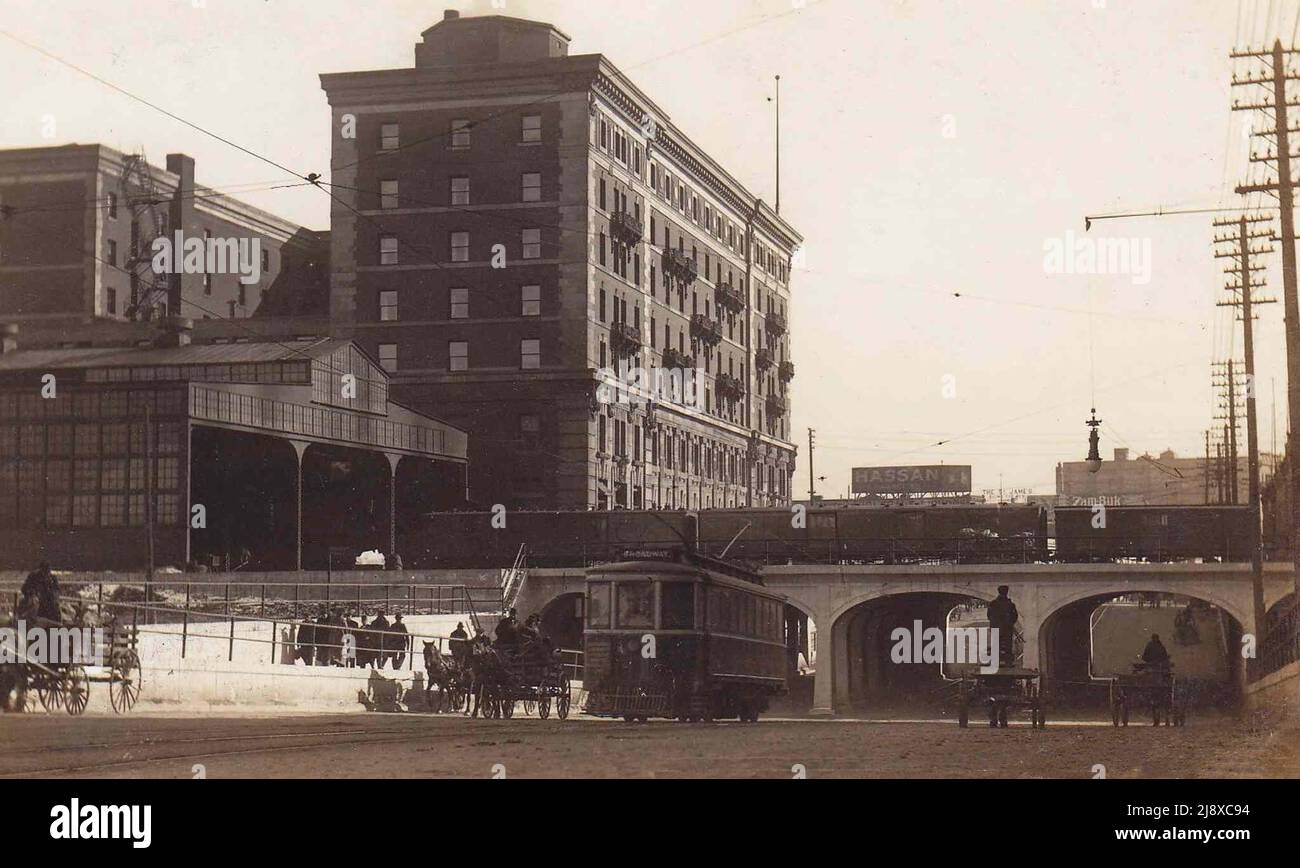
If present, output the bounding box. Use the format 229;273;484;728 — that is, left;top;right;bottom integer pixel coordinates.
376;285;541;321
584;579;783;642
592;408;787;489
377;229;542;265
592;106;791;287
0;457;181;493
0;390;188;419
0;423;182;457
376;339;541;373
0;491;182;528
377;174;544;210
706;586;784;642
378;115;541;153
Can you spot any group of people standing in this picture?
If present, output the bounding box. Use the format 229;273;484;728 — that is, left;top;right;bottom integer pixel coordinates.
293;607;410;669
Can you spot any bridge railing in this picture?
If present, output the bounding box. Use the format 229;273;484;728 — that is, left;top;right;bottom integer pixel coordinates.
0;578;504;627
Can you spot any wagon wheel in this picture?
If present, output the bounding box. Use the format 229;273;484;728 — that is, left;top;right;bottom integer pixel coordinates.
109;649;142;714
64;665;89;716
36;670;65;712
501;698;516;719
556;674;572;721
538;693;552;720
523;699;537;717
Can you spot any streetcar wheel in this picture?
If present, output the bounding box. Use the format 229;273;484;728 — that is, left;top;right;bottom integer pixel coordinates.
109;650;141;714
64;666;89;716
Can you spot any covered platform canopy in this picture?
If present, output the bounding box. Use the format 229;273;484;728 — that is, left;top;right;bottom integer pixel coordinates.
0;325;468;571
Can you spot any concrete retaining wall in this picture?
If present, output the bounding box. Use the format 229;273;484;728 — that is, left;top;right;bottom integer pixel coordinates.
91;613;492;714
1245;661;1300;730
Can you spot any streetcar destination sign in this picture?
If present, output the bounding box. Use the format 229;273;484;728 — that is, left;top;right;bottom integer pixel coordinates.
851;464;972;495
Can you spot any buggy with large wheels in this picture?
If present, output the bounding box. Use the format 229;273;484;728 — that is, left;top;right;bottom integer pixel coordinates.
1;609;140;716
475;641;572;721
1107;662;1186;727
954;668;1045;729
0;613;92;716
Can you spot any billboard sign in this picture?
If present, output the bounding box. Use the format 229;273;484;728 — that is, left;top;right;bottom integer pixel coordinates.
851;465;972;495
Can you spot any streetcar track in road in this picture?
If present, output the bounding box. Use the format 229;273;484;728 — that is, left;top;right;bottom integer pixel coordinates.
0;727;415;759
0;718;591;777
0;730;460;778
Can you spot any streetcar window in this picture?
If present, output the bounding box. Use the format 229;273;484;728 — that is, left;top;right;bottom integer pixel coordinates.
587;582;611;629
616;581;654;629
661;581;694;629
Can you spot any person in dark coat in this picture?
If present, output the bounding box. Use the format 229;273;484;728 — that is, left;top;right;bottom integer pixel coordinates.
389;614;409;669
318;609;344;666
1141;634;1171;667
494;609;519;655
449;622;470;669
986;585;1018;669
370;611;391;668
20;562;60;623
295;616;318;666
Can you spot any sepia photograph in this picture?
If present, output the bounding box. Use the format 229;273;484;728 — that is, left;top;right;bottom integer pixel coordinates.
0;0;1295;848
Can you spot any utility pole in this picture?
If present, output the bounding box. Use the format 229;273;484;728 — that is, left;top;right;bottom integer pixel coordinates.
807;427;816;500
144;403;155;626
1204;430;1211;503
1214;213;1276;644
1212;360;1243;503
1232;38;1300;596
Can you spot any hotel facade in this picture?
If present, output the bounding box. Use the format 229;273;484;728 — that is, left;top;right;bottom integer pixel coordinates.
321;10;801;510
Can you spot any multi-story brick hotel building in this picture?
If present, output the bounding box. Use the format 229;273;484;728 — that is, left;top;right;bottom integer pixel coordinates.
321;10;800;510
0;144;328;328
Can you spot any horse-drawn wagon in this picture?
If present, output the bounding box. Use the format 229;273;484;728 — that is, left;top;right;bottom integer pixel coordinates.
1;611;141;715
955;668;1046;729
1106;662;1186;727
470;639;572;720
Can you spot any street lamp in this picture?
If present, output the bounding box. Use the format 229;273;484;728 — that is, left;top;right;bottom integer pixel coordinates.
1085;408;1103;474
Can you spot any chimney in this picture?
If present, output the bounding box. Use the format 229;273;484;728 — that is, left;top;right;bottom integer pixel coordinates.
156;316;194;348
444;9;459;20
166;154;196;316
1;323;17;354
1113;448;1128;462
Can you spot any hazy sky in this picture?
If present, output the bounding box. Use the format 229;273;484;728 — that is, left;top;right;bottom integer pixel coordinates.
2;0;1292;500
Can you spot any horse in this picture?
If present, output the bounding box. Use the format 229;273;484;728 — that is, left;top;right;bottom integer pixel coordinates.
422;642;460;712
469;640;509;719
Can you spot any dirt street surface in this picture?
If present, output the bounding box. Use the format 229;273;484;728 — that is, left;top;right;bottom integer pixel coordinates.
2;713;1298;778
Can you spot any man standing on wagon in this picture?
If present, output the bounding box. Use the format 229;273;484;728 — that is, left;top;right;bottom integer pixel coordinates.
986;585;1018;670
